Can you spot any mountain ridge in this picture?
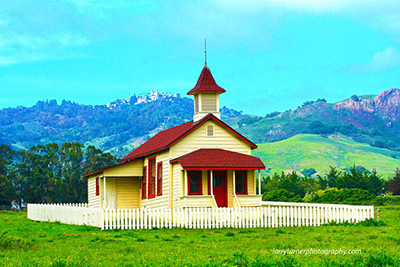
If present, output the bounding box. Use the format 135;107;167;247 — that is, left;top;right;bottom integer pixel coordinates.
0;88;399;160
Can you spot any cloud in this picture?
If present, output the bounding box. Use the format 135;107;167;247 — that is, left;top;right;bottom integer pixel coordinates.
0;33;89;49
0;33;89;66
349;47;400;73
215;0;400;43
216;0;400;12
215;0;358;12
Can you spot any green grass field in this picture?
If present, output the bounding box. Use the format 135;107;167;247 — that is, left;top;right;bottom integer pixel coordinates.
1;206;399;266
253;134;400;178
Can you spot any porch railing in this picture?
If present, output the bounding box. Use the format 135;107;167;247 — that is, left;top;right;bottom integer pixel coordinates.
27;202;374;230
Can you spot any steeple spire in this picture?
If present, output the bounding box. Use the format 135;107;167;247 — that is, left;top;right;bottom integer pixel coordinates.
204;39;207;67
188;42;226;122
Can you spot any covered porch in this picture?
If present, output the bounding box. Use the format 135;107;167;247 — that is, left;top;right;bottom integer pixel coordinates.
86;159;144;209
171;148;265;208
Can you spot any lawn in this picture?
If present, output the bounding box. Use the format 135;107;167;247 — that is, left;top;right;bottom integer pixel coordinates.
1;206;399;266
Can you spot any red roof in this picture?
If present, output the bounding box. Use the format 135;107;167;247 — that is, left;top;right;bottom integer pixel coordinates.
120;114;257;163
187;65;226;95
171;149;265;170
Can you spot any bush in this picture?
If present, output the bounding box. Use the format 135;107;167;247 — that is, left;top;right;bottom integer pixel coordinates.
357;219;386;227
306;188;375;205
373;196;400;206
262;189;303;202
303;188;340;202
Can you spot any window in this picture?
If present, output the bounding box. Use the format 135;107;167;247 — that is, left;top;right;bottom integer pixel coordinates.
201;94;217;112
194;95;199;113
95;177;100;196
207;125;213;136
157;162;163;196
235;171;248;195
188;171;202;195
148;158;156;199
142;166;147;199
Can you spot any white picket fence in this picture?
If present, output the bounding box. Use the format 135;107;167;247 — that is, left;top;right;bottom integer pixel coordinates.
27;202;374;230
27;203;104;228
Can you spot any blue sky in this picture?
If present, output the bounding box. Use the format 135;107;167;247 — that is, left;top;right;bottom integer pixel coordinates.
1;0;400;115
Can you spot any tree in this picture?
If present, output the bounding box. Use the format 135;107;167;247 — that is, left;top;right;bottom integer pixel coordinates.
301;168;317;177
0;142;119;204
350;95;359;101
388;168;400;195
372;140;385;148
0;144;14;204
325;166;340;188
366;169;384;195
309;121;334;134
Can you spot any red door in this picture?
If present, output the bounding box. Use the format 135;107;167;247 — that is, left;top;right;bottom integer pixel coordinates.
212;171;227;207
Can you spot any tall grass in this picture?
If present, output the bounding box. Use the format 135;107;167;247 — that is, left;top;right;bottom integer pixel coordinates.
0;231;32;250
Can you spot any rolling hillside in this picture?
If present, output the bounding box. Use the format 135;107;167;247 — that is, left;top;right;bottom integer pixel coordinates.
253;134;400;178
226;88;400;149
1;88;400;175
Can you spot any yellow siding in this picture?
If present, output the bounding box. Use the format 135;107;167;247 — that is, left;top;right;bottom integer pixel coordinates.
170;121;252;159
141;150;170;208
237;195;262;207
103;160;143;177
88;176;100;208
172;164;182;208
116;178;140;209
181;196;214;208
247;170;255;195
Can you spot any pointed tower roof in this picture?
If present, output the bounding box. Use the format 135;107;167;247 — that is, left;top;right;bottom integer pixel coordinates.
187;64;226;95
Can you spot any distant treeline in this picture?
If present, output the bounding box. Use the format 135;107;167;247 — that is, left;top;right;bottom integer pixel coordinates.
0;143;118;205
262;166;400;205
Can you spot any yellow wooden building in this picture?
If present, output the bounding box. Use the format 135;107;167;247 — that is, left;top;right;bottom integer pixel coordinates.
84;62;265;209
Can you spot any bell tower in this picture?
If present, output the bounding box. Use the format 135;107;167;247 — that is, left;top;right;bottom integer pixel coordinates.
187;41;226;122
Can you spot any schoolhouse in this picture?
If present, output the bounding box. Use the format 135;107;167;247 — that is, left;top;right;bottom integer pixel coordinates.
84;61;265;209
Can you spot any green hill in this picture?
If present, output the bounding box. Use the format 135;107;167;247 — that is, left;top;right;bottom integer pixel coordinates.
253;134;400;179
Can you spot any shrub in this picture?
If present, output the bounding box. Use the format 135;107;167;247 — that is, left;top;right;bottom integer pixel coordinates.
306;188;375;205
303;187;340;202
357;219;386;227
373;196;400;206
262;189;302;202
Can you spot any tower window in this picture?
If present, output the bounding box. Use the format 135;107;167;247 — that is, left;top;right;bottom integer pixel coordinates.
207;125;214;136
201;94;217;112
194;95;199;113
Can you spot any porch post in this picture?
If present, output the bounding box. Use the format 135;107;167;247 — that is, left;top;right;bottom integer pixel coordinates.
233;170;241;208
103;176;107;208
258;170;262;196
184;170;188;196
210;170;214;196
232;170;236;194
